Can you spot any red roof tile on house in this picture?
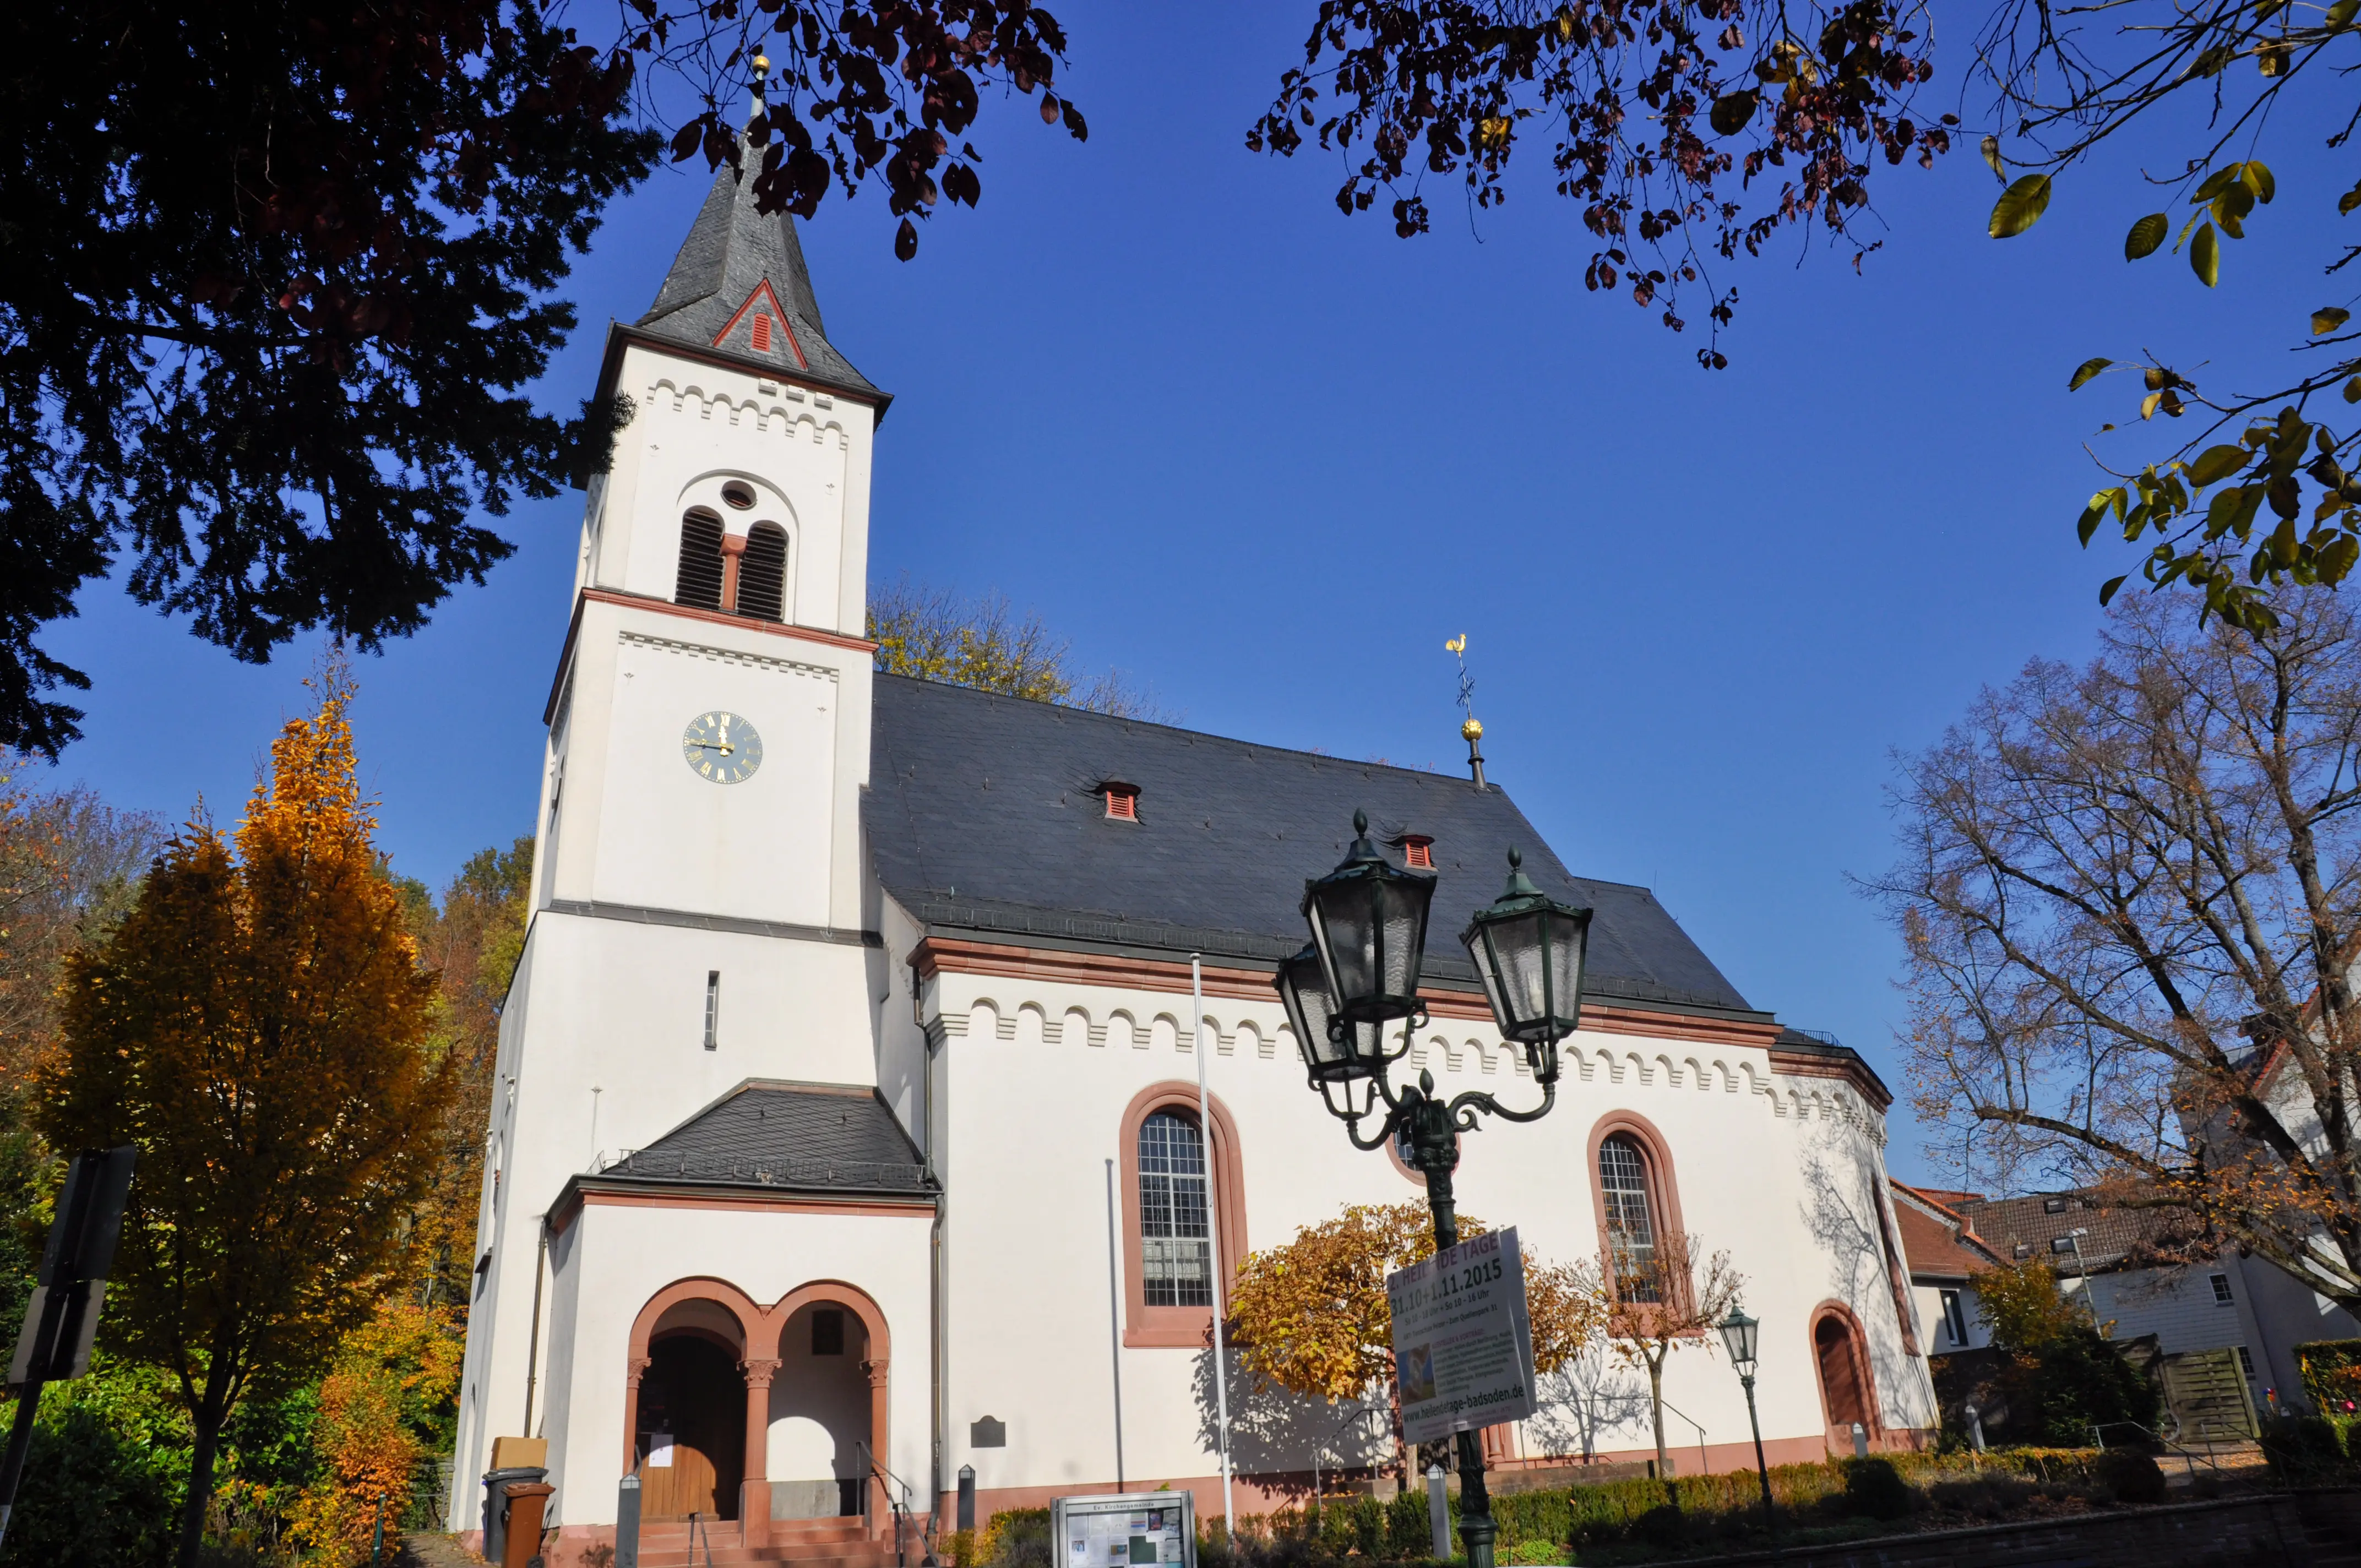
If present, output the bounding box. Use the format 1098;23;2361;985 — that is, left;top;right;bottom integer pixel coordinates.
1890;1179;2006;1280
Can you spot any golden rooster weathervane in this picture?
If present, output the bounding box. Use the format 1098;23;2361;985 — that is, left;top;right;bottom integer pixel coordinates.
1447;634;1486;788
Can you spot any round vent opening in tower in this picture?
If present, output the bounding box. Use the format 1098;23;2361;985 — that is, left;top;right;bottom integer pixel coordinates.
720;481;756;510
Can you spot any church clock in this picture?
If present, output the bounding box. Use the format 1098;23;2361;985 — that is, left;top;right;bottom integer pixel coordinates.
681;711;764;783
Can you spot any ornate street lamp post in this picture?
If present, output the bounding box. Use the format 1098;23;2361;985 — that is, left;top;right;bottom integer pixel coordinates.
1275;814;1591;1568
1718;1307;1778;1551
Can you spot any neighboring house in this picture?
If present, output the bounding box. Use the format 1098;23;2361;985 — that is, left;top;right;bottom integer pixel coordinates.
1892;1177;2361;1430
1890;1183;2004;1359
445;154;1941;1567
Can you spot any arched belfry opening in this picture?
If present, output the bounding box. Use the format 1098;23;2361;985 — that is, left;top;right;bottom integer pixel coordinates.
675;509;726;611
738;522;788;622
766;1298;876;1518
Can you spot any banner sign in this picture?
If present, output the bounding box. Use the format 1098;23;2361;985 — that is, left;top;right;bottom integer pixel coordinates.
1386;1226;1537;1445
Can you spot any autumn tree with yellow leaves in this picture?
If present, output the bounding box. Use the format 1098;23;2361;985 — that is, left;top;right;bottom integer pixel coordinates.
1225;1202;1601;1480
37;667;453;1568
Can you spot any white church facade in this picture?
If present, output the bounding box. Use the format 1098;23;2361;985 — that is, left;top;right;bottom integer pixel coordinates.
448;162;1939;1565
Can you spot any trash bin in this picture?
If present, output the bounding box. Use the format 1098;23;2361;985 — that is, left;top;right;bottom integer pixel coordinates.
482;1466;548;1564
500;1479;556;1568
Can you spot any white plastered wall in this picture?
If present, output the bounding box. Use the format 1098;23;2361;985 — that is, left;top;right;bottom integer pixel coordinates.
538;1201;934;1527
926;959;1938;1498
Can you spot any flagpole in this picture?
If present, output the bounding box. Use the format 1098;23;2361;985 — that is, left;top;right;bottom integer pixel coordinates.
1194;954;1236;1533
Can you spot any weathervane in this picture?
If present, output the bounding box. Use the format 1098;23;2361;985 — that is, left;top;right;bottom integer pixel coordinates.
1446;634;1486;788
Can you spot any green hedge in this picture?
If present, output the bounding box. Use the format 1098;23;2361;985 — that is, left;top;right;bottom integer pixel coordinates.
2298;1338;2361;1415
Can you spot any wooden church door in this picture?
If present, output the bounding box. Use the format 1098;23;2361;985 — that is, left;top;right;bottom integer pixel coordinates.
637;1336;745;1520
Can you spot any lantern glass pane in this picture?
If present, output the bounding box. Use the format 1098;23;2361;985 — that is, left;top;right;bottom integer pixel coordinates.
1549;913;1589;1032
1377;876;1430;1003
1719;1310;1759;1368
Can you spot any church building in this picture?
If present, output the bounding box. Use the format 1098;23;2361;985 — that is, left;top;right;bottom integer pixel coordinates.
448;161;1938;1565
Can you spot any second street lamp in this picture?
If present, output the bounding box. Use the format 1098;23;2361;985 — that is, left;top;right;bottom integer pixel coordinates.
1717;1307;1778;1552
1276;813;1592;1568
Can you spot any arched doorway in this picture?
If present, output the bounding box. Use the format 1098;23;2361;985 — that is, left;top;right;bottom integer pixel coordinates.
766;1300;875;1518
638;1334;746;1520
1812;1308;1873;1446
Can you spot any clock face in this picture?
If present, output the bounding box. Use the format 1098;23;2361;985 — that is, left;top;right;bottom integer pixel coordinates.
681;710;763;784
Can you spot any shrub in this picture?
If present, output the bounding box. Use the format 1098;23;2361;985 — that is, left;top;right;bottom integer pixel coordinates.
1634;1504;1685;1547
2260;1415;2349;1482
2296;1338;2361;1414
2013;1330;2164;1446
2092;1449;2167;1505
1925;1476;2035;1520
1838;1457;1913;1521
978;1507;1052;1568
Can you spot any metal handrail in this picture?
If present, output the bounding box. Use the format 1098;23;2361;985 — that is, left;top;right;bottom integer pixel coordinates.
1657;1399;1710;1479
2087;1419;2236;1484
856;1440;922;1568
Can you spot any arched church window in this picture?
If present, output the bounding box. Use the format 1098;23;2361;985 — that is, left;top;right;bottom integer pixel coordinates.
1138;1109;1212;1307
1600;1134;1662;1303
675;510;725;610
737;524;788;622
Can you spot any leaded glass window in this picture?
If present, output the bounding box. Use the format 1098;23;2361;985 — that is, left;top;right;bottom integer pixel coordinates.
1139;1110;1212;1306
1600;1135;1661;1303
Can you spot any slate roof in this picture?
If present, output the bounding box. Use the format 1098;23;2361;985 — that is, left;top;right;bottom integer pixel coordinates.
865;674;1760;1015
596;1081;933;1197
1950;1188;2196;1275
633;158;883;403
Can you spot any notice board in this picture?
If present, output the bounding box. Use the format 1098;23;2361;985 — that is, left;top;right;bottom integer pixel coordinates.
1052;1491;1196;1568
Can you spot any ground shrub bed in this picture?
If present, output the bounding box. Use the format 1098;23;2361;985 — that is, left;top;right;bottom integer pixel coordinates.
965;1448;2246;1568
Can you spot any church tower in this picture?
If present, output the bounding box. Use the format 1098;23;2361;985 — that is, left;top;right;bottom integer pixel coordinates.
449;162;897;1522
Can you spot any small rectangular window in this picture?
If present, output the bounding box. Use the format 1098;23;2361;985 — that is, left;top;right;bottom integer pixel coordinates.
2210;1272;2234;1304
2050;1236;2077;1254
812;1308;845;1355
703;971;720;1050
2238;1346;2256;1378
2043;1197;2068;1213
1939;1288;1968;1346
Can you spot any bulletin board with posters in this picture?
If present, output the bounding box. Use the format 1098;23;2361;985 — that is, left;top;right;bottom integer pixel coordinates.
1052;1491;1196;1568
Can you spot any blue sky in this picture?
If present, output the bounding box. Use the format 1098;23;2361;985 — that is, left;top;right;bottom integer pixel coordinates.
30;7;2350;1184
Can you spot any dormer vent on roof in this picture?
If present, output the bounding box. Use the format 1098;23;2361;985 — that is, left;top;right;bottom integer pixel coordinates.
1100;782;1140;822
1393;834;1434;869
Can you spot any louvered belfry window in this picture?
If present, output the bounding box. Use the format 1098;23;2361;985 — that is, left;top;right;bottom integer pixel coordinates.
1600;1135;1662;1303
1139;1110;1212;1306
738;523;788;620
675;510;726;609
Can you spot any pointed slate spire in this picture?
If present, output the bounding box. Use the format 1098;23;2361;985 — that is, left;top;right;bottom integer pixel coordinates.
635;158;880;400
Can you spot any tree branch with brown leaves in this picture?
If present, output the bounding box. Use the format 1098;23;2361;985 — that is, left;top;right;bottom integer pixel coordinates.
1870;589;2361;1314
1248;0;1949;367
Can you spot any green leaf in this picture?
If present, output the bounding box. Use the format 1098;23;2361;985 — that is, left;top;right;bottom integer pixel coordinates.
2099;574;2130;606
1980;134;2004;179
2345;376;2361;402
2316;307;2352;335
1989;173;2053;238
2190;444;2250;484
2192;222;2221;286
2242;161;2275;204
2125;213;2169;259
2069;356;2113;390
2193;165;2242;203
2332;0;2359;28
2324;535;2361;582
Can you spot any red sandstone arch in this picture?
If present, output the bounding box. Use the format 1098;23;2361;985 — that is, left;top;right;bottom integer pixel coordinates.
620;1276;896;1545
1808;1300;1881;1447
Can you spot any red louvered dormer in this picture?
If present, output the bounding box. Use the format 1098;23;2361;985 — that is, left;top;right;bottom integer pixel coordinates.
1400;835;1434;869
1103;783;1140;822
